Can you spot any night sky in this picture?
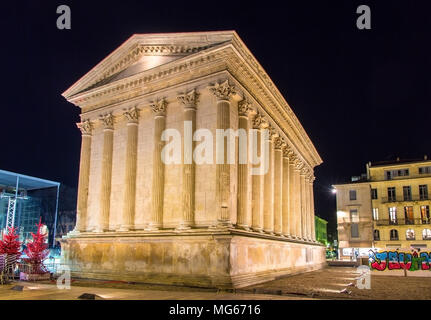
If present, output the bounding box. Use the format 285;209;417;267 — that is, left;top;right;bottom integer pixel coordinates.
1;1;430;237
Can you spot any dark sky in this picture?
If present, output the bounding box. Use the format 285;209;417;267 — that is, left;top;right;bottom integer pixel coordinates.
1;1;430;235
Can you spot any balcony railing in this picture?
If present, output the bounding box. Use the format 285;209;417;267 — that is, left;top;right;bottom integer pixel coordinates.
375;218;431;226
381;195;429;203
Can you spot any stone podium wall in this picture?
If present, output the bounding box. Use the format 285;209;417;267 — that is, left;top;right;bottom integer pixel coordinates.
62;232;325;288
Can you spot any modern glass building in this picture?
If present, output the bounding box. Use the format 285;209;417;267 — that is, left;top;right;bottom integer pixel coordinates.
0;169;60;247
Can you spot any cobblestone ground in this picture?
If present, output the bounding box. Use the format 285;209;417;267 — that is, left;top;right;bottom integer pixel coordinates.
1;266;430;300
242;266;431;300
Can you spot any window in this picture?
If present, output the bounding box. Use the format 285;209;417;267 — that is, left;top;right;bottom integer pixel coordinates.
419;185;428;200
385;169;409;180
406;229;415;240
404;206;414;225
421;205;430;224
371;188;378;199
390;229;399;240
422;229;431;240
351;224;359;238
419;166;431;174
349;190;357;201
389;207;397;224
350;209;359;223
388;187;396;202
372;208;379;220
403;186;412;201
373;229;380;241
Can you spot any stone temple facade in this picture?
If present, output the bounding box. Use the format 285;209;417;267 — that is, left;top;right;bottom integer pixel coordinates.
61;31;325;288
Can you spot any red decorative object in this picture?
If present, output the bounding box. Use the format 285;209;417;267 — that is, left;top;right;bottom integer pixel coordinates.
0;226;21;256
23;218;49;274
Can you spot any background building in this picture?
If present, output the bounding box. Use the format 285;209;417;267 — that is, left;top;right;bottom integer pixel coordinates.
334;156;431;259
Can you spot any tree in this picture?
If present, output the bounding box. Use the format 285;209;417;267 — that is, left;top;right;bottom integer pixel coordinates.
23;219;49;274
0;226;21;256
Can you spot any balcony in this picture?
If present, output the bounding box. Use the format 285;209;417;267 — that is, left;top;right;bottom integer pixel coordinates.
375;218;431;226
381;195;429;203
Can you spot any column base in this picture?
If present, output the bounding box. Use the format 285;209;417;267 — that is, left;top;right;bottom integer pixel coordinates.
215;220;233;229
117;225;134;232
175;223;192;231
144;224;161;231
236;224;251;231
264;230;275;235
251;227;264;233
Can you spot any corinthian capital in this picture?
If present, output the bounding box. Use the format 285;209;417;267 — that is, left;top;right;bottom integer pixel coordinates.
208;80;236;100
123;106;139;123
238;99;252;117
274;136;284;150
252;112;266;129
151;98;168;116
100;113;114;129
177;89;199;109
294;157;304;171
77;119;92;136
267;125;278;140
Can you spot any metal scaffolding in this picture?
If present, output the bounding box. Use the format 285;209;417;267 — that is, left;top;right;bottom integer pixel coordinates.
0;169;60;247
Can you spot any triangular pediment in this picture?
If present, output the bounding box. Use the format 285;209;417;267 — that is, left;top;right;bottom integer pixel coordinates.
62;31;238;99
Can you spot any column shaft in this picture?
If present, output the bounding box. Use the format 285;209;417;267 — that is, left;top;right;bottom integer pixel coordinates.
251;128;264;231
310;179;316;241
237;113;251;229
98;127;114;232
181;107;196;228
149;114;166;229
273;143;283;235
263;138;274;233
282;155;290;236
288;161;296;237
294;168;302;239
75;122;92;232
216;99;231;225
120;116;139;231
300;172;307;239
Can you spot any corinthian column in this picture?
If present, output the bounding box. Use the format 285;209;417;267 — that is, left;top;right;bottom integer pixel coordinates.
119;107;139;231
300;167;308;240
74;120;92;232
310;175;316;242
208;80;236;227
251;112;266;232
281;146;290;237
177;90;199;229
293;158;303;239
263;126;276;234
305;171;313;241
287;150;296;237
237;99;252;229
147;98;167;230
97;113;114;232
273;136;283;235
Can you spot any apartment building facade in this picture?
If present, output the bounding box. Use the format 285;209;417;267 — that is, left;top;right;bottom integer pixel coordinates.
334;157;431;259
